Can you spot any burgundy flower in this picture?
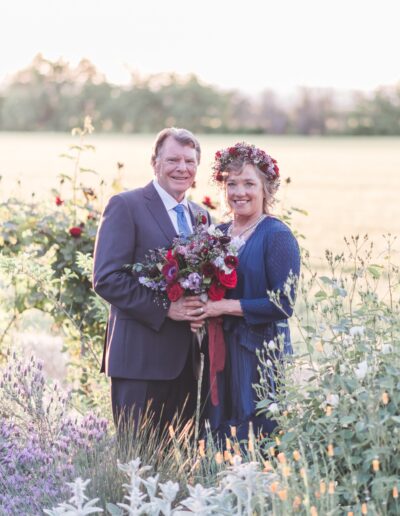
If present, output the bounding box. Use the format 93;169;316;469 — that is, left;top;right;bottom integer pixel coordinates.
69;226;82;238
224;255;238;269
217;269;237;289
208;282;226;301
162;259;179;284
166;283;184;302
55;196;64;206
202;196;216;210
228;147;236;156
201;262;215;277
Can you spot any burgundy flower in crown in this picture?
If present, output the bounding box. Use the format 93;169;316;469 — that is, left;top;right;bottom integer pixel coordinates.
212;142;280;186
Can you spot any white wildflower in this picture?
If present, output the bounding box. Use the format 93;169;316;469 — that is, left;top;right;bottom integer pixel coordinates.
326;394;340;407
382;344;393;354
349;326;365;337
354;360;368;380
268;402;279;414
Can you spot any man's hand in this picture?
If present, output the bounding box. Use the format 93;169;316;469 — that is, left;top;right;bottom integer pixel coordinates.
167;296;205;321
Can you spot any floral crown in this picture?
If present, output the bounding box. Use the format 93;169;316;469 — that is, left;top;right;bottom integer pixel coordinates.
212;142;280;185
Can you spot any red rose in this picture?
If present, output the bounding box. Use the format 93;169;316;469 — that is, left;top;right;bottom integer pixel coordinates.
162;259;179;284
166;283;184;302
208;282;226;301
224;255;238;269
215;151;221;158
228;147;236;156
55;196;64;206
69;226;82;238
202;196;216;210
217;269;237;289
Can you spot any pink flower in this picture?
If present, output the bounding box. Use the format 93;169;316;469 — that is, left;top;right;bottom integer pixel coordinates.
55;196;64;206
202;196;216;210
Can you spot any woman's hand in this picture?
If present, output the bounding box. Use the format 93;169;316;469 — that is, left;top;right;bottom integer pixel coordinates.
187;299;243;320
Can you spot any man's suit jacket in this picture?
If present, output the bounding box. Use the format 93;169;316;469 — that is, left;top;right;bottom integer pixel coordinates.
93;181;210;380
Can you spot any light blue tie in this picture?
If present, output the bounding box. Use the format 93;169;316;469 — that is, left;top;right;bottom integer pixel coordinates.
173;204;192;238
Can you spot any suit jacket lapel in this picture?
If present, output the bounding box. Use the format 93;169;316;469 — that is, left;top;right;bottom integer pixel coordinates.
143;182;178;242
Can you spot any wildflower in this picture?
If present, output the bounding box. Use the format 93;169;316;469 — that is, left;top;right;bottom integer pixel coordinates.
327;393;339;407
226;437;232;450
224;450;233;462
381;392;389;405
269;446;275;456
320;480;326;494
230;426;237;437
372;459;380;472
55;196;64;206
215;452;223;464
293;496;302;509
268;402;279;415
69;226;83;238
263;460;273;472
354;361;368;380
326;406;333;416
349;325;365;337
277;452;286;464
310;506;318;516
393;486;399;498
316;341;324;352
270;481;279;493
278;489;287;501
267;339;276;350
293;450;301;461
328;481;335;494
361;502;368;514
198;439;205;457
382;343;393;354
327;443;334;457
282;465;291;477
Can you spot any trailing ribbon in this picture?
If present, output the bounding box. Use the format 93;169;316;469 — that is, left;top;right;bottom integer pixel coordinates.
208;316;226;406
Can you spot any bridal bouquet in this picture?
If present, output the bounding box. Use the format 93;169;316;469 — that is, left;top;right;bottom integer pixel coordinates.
123;216;243;304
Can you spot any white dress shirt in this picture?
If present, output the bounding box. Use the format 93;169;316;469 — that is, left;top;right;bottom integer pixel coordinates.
153;179;193;234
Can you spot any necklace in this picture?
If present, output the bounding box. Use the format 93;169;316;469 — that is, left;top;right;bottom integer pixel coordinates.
228;214;266;239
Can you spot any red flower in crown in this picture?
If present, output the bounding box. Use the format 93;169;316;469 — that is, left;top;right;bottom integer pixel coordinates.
212;142;280;189
69;226;82;238
55;196;64;206
202;196;216;210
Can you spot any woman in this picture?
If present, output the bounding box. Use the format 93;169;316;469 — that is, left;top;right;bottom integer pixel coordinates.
191;142;300;441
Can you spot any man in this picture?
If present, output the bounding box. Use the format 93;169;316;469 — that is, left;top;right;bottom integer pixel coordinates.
93;127;209;432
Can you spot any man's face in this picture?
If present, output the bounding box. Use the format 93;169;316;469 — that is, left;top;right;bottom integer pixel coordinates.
153;136;198;201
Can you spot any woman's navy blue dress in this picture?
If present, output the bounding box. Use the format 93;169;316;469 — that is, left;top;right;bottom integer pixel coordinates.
207;216;300;441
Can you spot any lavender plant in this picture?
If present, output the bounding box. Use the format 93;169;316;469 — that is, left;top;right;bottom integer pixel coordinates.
0;351;108;515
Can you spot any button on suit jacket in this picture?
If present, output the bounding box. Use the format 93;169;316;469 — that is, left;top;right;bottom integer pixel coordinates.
93;182;210;380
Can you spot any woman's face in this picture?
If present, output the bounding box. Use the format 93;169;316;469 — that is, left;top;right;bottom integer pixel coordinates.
226;164;264;219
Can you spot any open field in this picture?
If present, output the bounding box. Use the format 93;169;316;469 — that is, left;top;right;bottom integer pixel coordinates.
1;133;400;265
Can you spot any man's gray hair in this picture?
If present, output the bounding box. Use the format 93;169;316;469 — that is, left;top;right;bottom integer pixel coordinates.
151;127;201;166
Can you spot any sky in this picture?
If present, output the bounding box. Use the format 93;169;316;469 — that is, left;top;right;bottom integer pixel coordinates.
0;0;399;95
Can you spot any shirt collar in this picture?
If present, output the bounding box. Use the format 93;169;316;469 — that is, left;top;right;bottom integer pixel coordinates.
153;179;189;211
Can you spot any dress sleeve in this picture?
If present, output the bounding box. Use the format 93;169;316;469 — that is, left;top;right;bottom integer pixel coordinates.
240;229;300;325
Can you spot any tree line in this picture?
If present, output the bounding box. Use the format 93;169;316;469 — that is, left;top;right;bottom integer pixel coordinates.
0;54;399;135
